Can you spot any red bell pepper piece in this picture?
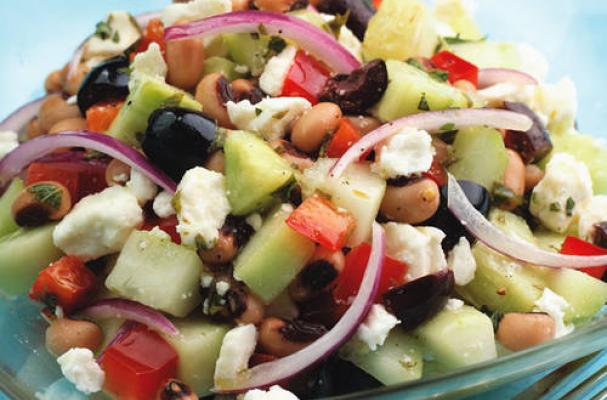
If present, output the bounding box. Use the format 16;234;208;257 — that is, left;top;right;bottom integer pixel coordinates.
286;195;356;251
333;243;408;304
142;215;181;244
423;158;448;186
560;236;607;279
281;51;330;105
372;0;383;9
29;256;97;313
100;323;178;400
130;18;166;61
86;101;124;132
431;51;479;87
326;118;362;158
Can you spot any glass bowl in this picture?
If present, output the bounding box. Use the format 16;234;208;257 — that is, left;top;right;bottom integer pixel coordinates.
1;1;607;399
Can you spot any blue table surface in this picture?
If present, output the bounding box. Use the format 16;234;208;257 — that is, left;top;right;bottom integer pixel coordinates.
1;1;607;399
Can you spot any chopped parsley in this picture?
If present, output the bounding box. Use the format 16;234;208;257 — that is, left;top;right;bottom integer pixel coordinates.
442;33;487;45
268;36;287;54
255;108;263;117
565;197;575;216
405;58;424;70
549;202;562;212
258;24;268;36
327;11;350;38
417;93;430;111
429;69;449;82
28;183;62;210
94;20;113;40
440;123;455;132
112;31;120;43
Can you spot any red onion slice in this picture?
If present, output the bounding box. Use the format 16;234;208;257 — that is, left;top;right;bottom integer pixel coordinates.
164;11;361;74
215;222;385;392
330;108;533;179
0;131;177;193
447;174;607;268
0;96;46;133
477;68;538;89
81;298;179;337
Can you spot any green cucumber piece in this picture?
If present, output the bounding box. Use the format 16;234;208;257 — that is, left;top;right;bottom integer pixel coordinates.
163;318;229;397
233;205;315;304
0;224;63;296
223;33;271;77
224;131;294;216
489;208;536;243
105;230;203;317
414;305;497;370
448;126;509;190
204;36;230;58
340;329;423;385
373;60;469;122
107;78;202;147
203;57;247;81
289;9;328;30
0;178;24;237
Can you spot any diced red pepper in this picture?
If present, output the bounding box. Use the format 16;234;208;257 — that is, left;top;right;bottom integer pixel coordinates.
333;243;408;304
100;323;178;400
26;157;108;202
286;195;356;251
29;256;97;313
560;236;607;279
130;18;166;61
86;101;124;133
142;215;181;244
372;0;382;9
431;51;479;87
326;118;363;158
423;158;448;186
281;51;330;105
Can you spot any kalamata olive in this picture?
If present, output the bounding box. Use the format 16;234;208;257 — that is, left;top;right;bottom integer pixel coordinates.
77;56;130;114
142;107;217;181
319;59;388;115
593;222;607;249
383;270;454;330
503;102;553;164
316;0;375;40
425;179;490;251
280;319;328;342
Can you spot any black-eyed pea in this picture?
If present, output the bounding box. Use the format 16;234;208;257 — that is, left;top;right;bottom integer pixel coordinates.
231;79;263;104
269;139;314;172
504;149;526;197
64;63;90;96
453;79;476;93
236;293;265;325
259;317;326;357
496;312;556;351
231;0;251;11
195;73;234;129
12;181;72;227
525;164;545;192
253;0;299;12
205;151;225;174
291;103;342;153
431;137;451;164
45;318;103;357
289;247;345;302
158;379;197;400
26;118;44;139
45;69;64;93
38;95;81;133
380;178;440;224
105;159;131;187
166;38;206;91
198;231;238;265
48;117;88;134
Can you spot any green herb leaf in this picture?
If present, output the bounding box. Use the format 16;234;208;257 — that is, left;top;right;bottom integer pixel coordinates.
549;202;562;212
268;36;287;54
255;107;263;117
112;31;120;43
442;33;487;45
28;183;62;210
440;122;455;131
417;93;430;111
429;69;449;82
405;58;424;71
258;23;268;36
565;197;575;217
94;20;113;40
328;10;350;38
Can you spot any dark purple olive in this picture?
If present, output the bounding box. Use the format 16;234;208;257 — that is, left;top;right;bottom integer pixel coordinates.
425;180;490;251
593;222;607;249
503;102;553;164
316;0;375;41
383;270;454;330
77;56;130;114
142;107;217;181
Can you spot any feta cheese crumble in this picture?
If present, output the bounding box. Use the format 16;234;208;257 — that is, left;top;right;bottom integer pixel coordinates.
445;298;464;311
533;288;574;338
0;130;18;159
175;167;230;249
246;213;263;231
83;12;141;60
126;168;158;205
153;190;176;218
129;42;168;91
530;153;593;233
161;0;231;26
355;304;400;350
259;46;297;96
384;222;448;280
372;127;434;179
53;186;143;261
227;97;312;140
447;237;476;286
578;195;607;241
57;348;105;394
214;324;258;389
243;385;300;400
216;280;230;296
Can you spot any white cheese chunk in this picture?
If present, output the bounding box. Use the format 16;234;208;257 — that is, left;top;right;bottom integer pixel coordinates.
445;298;464;311
355;304;400;351
384;222;447;281
57;348;105;394
448;237;476;286
227;97;312;140
578;195;607;241
53;186;143;261
0;130;18;159
243;385;300;400
161;0;231;26
129;42;168;91
126;168;158;205
214;324;258;389
83;12;141;60
259;46;297;96
245;213;263;231
175;167;230;249
533;288;574;338
372;127;434;179
530;153;593;233
153;190;176;218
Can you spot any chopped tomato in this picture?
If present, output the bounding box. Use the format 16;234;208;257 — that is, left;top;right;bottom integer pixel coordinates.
286;195;356;251
142;215;181;244
431;51;479;87
326;118;362;158
130;18;165;61
100;323;178;400
423;158;448;186
281;51;330;105
86;101;124;132
372;0;382;9
560;236;607;279
333;243;408;304
26;157;108;202
29;256;97;313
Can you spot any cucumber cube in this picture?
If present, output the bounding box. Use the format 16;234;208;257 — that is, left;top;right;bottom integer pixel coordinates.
0;178;23;237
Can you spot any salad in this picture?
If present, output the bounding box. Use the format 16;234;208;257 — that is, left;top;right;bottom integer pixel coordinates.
1;0;607;398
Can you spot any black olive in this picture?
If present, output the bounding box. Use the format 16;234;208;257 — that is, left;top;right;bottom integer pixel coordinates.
280;319;328;342
142;107;217;181
77;56;130;114
425;179;490;251
593;222;607;249
503;102;553;164
316;0;375;41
